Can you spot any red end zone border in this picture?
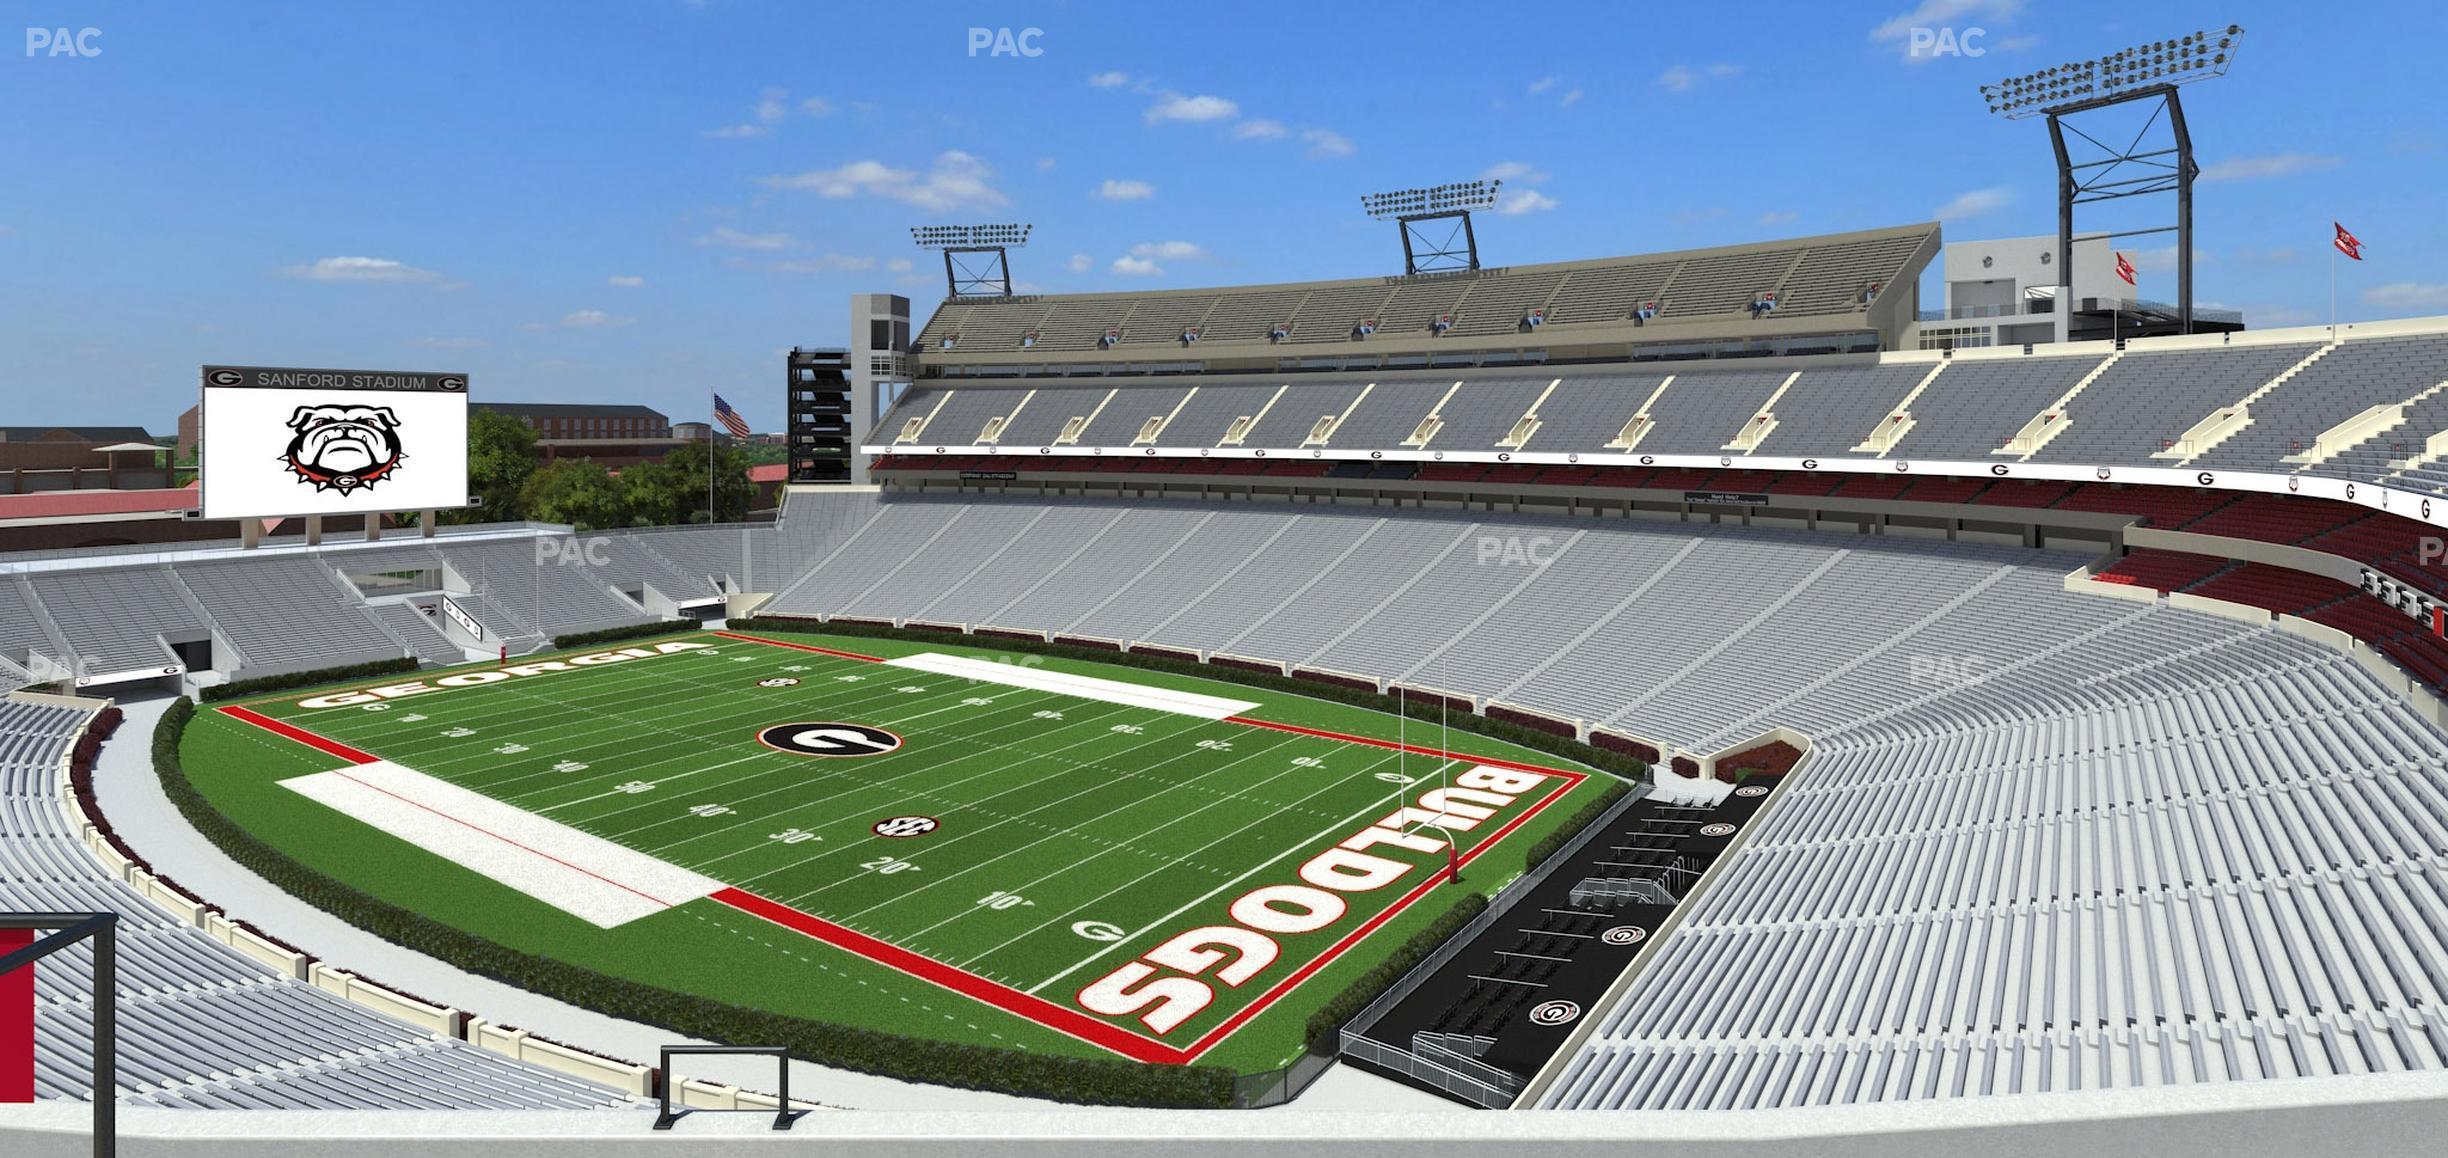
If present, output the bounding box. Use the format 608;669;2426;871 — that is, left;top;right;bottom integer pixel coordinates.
218;639;1594;1066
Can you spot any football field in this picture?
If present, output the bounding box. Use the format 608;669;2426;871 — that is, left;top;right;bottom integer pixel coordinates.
196;628;1601;1070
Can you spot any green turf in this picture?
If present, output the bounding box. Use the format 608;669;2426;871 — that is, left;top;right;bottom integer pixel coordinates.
184;628;1611;1074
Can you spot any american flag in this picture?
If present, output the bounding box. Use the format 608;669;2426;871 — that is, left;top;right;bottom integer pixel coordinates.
712;394;753;438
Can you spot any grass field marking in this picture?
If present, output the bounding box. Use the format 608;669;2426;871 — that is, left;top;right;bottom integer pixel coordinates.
314;645;1083;816
642;697;1168;869
883;652;1261;719
280;760;723;929
1021;754;1464;998
507;682;1080;822
1172;760;1587;1060
710;629;883;663
218;705;380;765
952;746;1421;973
708;886;1193;1066
755;709;1238;905
832;728;1317;929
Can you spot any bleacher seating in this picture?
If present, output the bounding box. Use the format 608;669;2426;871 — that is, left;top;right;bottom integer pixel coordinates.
176;559;402;672
0;699;633;1111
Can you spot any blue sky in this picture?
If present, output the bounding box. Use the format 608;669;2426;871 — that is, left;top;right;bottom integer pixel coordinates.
0;0;2437;432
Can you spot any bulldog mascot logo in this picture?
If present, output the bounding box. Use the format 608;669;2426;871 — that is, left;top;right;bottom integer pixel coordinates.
281;404;406;494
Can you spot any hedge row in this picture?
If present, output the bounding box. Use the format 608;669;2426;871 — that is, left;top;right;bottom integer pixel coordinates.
1302;891;1489;1052
202;657;421;703
1523;778;1632;874
729;616;1650;782
551;620;703;650
154;699;1236;1108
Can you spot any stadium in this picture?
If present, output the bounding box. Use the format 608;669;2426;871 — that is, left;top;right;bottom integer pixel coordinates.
8;8;2448;1157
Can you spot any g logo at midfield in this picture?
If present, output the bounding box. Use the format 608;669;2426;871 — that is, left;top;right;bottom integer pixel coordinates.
758;722;902;757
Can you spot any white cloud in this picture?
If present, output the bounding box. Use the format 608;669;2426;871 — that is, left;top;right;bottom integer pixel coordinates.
1758;210;1800;226
703;123;770;140
607;274;645;287
1658;64;1738;93
1097;178;1156;201
1233;119;1287;141
1482;161;1550;184
560;309;633;328
279;256;447;284
695;226;797;251
765;254;878;274
1088;71;1130;88
761;151;1009;211
1036;156;1058;172
1560;88;1583;107
1145;92;1240;124
1933;186;2012;221
799;96;835;116
413;336;484;350
2199;152;2342;182
886;257;913;273
1129;241;1205;261
2367;283;2448;309
2123;245;2182;273
1528;76;1559;94
755;86;789;123
1067;253;1093;273
1301;128;1354;158
1112;255;1165;277
1497;189;1560;215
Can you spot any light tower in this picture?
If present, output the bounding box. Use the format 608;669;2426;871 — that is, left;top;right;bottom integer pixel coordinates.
1978;25;2244;335
910;223;1033;300
1360;180;1503;276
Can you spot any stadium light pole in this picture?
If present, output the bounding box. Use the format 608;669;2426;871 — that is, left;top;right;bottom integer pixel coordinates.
1978;25;2242;335
1360;181;1503;276
911;224;1033;300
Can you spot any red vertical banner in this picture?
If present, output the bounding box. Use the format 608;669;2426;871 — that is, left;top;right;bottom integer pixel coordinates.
0;928;31;1102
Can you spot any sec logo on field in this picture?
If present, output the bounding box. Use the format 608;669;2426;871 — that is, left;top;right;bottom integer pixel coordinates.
758;722;902;757
872;815;940;838
757;677;801;688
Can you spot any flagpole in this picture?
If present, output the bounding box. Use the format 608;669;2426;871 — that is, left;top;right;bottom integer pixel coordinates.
2331;236;2339;340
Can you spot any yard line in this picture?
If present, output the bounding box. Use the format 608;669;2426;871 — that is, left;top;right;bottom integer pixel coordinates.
732;709;1222;892
618;695;1149;856
940;747;1401;959
1026;759;1466;996
832;730;1316;926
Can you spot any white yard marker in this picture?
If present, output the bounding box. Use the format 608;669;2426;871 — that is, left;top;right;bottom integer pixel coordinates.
884;653;1258;719
281;760;722;929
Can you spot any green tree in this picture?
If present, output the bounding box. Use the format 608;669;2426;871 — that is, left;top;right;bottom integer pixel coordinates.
651;440;756;524
448;410;541;524
520;459;630;530
617;458;684;528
